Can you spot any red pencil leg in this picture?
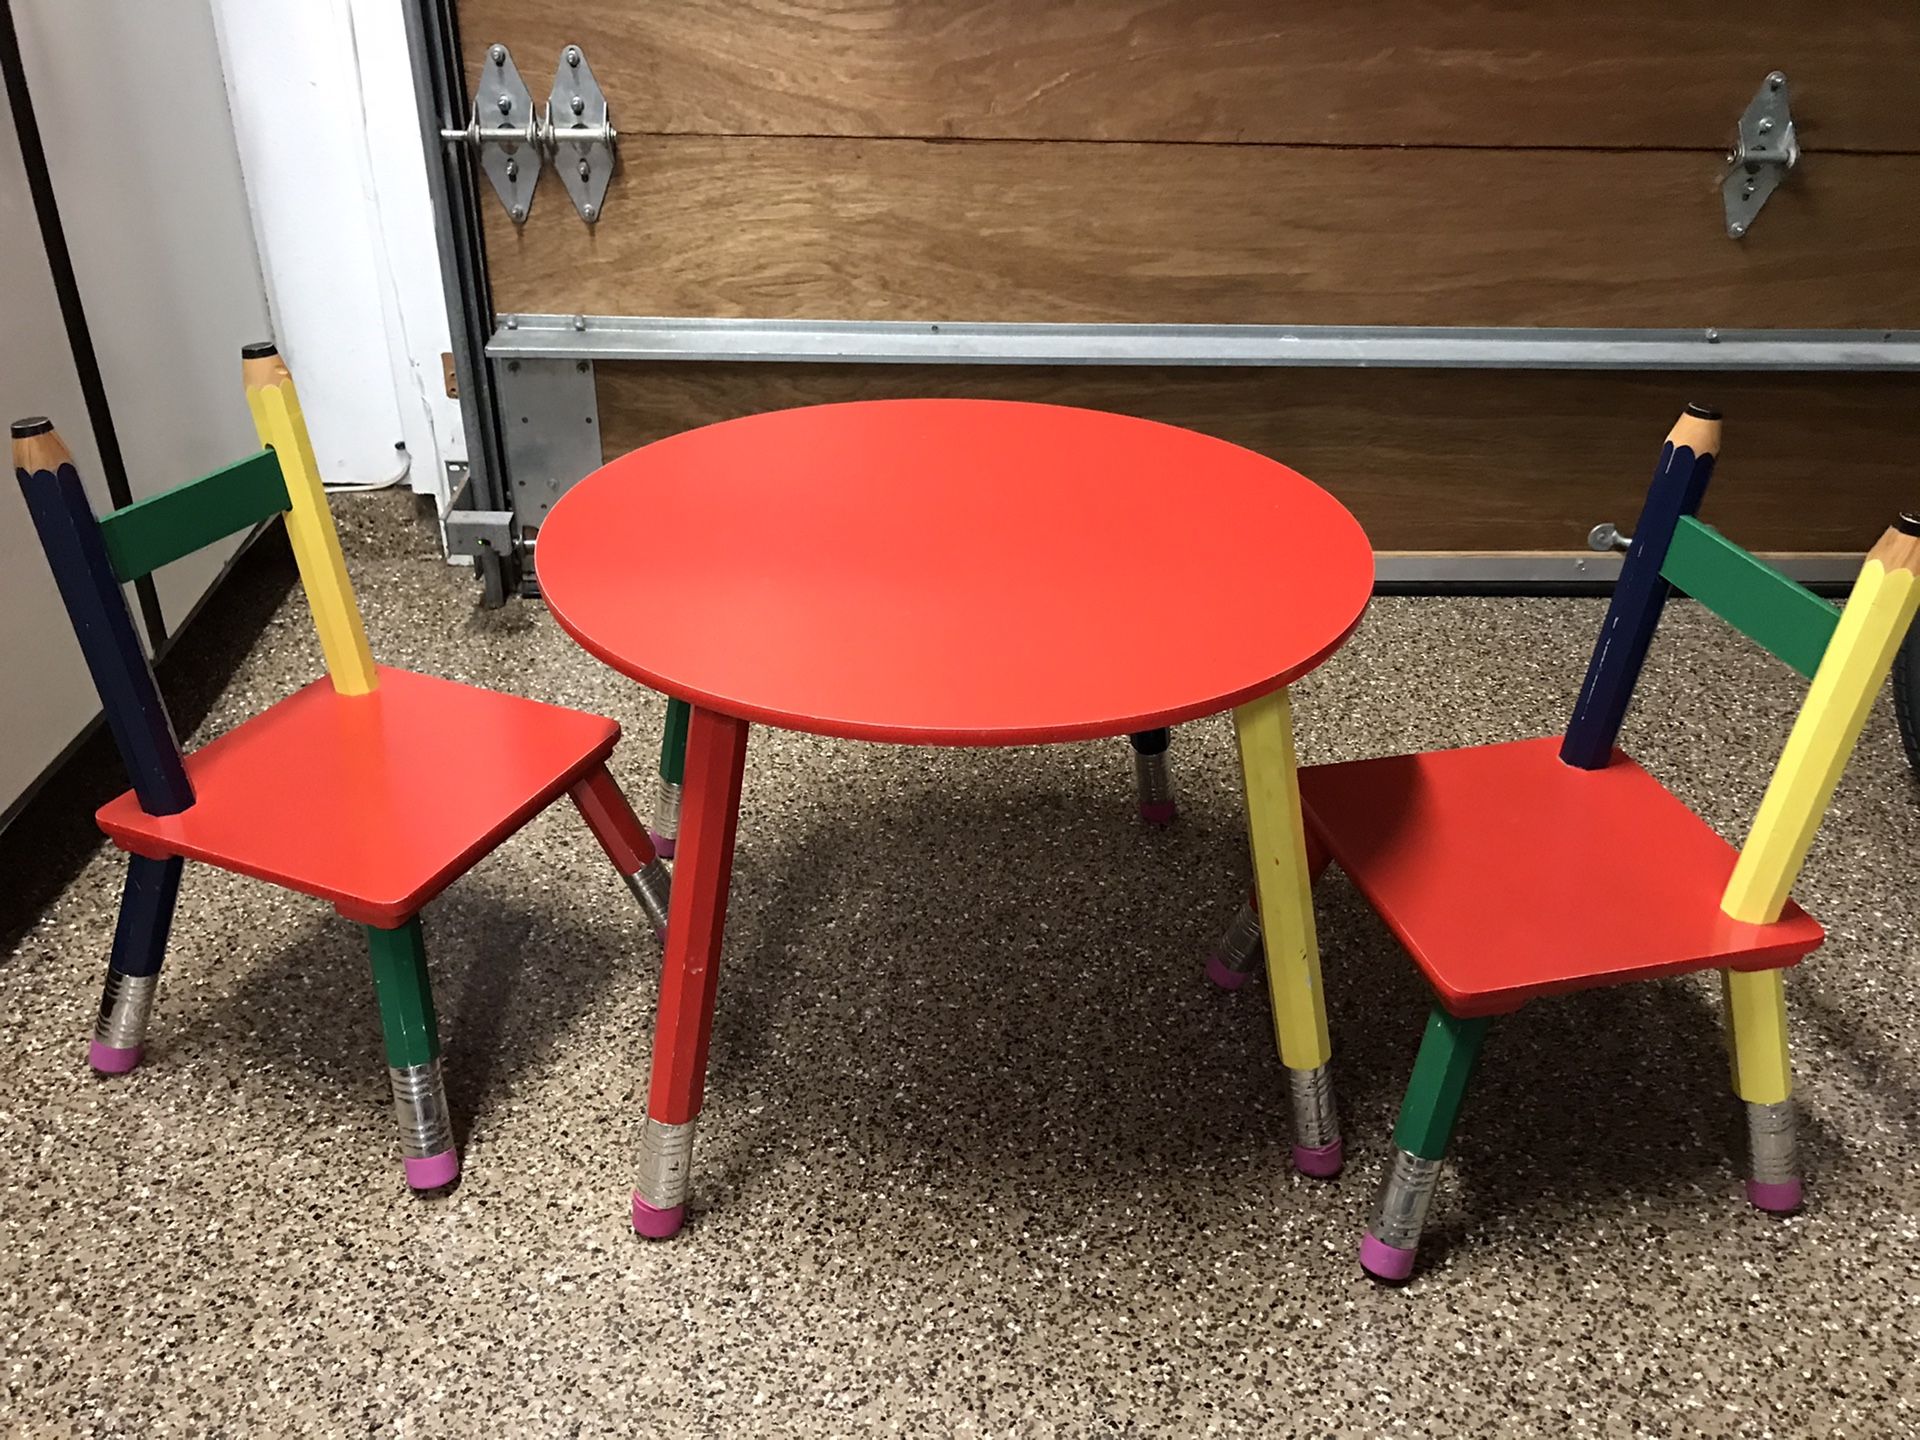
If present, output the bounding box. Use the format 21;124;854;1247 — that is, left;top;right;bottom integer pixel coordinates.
632;704;749;1238
570;762;673;938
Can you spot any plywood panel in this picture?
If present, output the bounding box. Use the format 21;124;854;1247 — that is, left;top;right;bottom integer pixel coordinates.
487;138;1920;328
459;0;1920;152
595;363;1920;553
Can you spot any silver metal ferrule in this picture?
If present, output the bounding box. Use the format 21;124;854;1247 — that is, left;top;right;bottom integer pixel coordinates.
1745;1098;1799;1185
1371;1148;1444;1251
652;777;683;844
636;1117;696;1209
1216;900;1264;979
625;859;673;933
1132;749;1174;809
1288;1062;1341;1150
95;970;158;1050
389;1060;455;1160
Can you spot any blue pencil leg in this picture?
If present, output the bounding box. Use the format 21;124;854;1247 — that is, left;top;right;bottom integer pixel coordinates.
90;854;183;1074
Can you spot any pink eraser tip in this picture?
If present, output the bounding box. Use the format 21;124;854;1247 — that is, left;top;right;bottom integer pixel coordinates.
1360;1232;1417;1282
88;1041;142;1075
1138;801;1177;827
404;1150;461;1191
632;1192;687;1239
1293;1138;1344;1179
1205;952;1252;991
1747;1178;1804;1214
648;831;677;860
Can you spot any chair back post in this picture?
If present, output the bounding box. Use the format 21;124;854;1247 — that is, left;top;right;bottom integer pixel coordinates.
11;419;194;815
1560;404;1722;769
1721;514;1920;924
240;342;379;696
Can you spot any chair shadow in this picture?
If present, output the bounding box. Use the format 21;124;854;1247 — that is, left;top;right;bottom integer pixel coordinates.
170;883;635;1155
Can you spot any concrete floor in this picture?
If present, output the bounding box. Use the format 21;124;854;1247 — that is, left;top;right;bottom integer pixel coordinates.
4;494;1918;1436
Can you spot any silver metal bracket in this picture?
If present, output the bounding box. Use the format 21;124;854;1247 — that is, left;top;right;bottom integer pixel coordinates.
549;46;615;224
441;44;616;226
1723;72;1797;239
443;465;514;560
441;44;541;224
494;356;602;541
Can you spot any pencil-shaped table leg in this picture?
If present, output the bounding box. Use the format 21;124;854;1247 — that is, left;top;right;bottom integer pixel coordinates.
1204;830;1331;993
1233;688;1340;1177
651;697;691;858
634;704;749;1238
1128;728;1175;826
1723;968;1800;1212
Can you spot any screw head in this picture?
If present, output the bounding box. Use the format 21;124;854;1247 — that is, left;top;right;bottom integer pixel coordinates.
1729;222;1747;237
583;204;598;222
576;361;589;373
497;94;512;114
1758;117;1774;133
566;46;581;66
510;204;526;222
1768;71;1786;89
571;95;585;115
1705;328;1721;342
578;159;590;179
507;360;521;372
505;159;518;180
504;315;519;329
572;314;587;332
490;45;506;65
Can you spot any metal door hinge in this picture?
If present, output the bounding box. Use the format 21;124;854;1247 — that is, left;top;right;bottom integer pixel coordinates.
1723;72;1797;239
441;44;616;226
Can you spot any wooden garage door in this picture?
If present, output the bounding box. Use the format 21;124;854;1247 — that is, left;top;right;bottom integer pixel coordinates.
459;1;1920;555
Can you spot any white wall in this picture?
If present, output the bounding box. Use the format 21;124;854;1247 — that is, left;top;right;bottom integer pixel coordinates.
13;0;273;634
0;91;118;816
208;0;463;507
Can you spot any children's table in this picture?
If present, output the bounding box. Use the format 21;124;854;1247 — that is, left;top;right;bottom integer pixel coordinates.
536;399;1374;1236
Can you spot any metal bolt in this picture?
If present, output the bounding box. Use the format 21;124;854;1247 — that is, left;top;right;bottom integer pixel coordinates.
577;159;590;179
1705;328;1721;342
566;46;581;67
1729;222;1747;237
572;314;587;332
1768;72;1786;90
504;315;519;330
510;204;526;222
571;95;585;115
583;204;598;222
1743;181;1755;198
1757;117;1774;134
497;94;512;114
490;45;506;65
505;159;518;180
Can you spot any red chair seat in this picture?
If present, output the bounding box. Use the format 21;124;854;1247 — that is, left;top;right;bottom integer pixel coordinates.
1297;736;1824;1016
97;666;619;927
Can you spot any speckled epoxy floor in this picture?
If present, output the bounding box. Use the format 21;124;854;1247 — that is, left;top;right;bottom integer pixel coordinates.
4;495;1919;1437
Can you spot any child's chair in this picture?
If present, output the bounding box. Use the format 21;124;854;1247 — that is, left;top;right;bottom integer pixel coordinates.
12;343;673;1192
1209;405;1920;1280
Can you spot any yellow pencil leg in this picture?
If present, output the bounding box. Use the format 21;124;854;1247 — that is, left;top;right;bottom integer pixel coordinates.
243;349;379;696
1723;967;1800;1212
1234;687;1341;1176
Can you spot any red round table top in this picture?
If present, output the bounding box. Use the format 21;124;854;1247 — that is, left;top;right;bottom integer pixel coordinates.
537;400;1373;745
